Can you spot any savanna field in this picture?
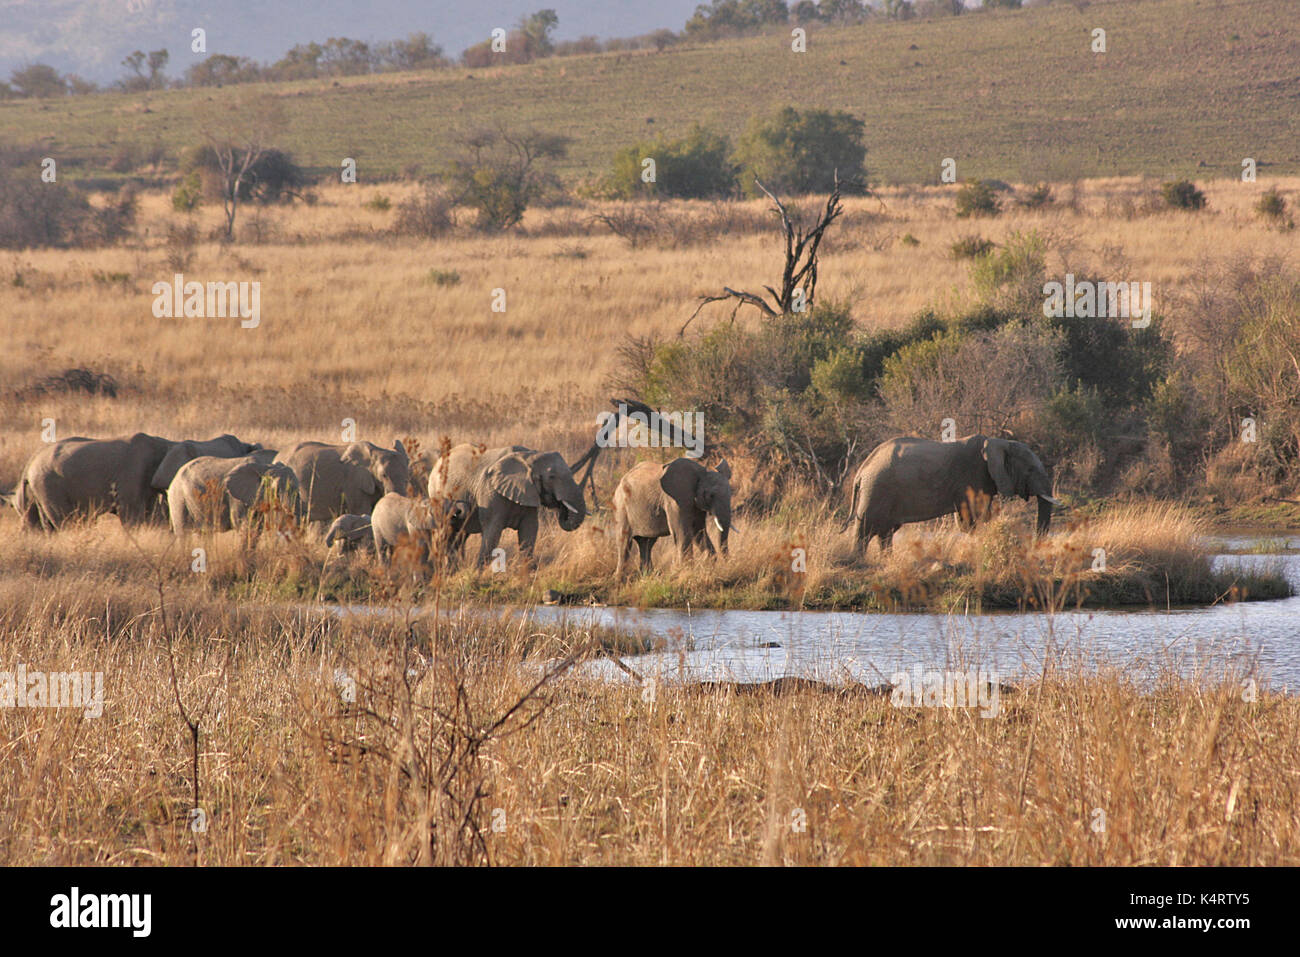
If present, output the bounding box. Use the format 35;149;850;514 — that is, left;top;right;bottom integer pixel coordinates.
3;0;1300;866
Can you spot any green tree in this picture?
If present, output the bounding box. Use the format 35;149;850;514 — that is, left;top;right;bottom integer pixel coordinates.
606;125;738;199
733;106;866;196
518;9;559;56
10;63;66;98
446;128;569;230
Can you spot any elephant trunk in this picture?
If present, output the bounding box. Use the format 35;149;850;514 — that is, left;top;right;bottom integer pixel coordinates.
1036;495;1054;535
556;487;586;531
711;502;731;553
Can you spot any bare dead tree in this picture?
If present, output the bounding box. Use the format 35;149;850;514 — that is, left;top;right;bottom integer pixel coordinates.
682;172;849;335
202;94;287;240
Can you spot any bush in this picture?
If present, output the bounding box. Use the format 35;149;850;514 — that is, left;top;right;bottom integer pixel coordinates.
1255;188;1287;222
1016;183;1054;209
393;183;455;237
1160;179;1207;211
604;125;738;199
446;128;569;231
955;179;1000;218
171;170;203;212
427;269;460;286
950;236;995;259
733;106;867;197
0;165;136;249
364;194;392;212
180;146;307;204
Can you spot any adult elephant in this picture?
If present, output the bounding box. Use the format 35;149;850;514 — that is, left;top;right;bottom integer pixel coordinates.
846;434;1058;556
613;457;732;575
167;450;299;532
9;432;260;530
274;440;410;522
428;444;585;567
370;493;470;563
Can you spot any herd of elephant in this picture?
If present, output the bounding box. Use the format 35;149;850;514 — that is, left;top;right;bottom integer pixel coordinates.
0;429;1059;573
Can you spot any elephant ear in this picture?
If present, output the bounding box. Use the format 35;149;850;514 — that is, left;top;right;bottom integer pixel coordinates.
223;462;265;505
484;454;540;507
983;438;1019;499
341;443;378;495
660;457;701;505
151;441;196;491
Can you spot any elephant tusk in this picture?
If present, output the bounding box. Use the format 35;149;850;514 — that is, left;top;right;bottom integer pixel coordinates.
713;516;725;533
1041;495;1061;506
562;501;579;514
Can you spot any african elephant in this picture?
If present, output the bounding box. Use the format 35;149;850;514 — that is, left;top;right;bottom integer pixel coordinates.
274;440;410;522
427;444;586;567
613;457;732;575
370;493;470;563
324;514;374;553
846;434;1058;556
9;432;260;530
167;450;299;532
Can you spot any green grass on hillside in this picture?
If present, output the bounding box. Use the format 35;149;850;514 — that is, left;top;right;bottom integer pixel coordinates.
4;0;1297;186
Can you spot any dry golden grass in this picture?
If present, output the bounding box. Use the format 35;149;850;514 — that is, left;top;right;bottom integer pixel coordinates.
2;574;1296;866
4;176;1298;487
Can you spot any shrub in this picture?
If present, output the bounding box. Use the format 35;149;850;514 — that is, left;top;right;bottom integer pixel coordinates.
427;269;460;286
1016;183;1054;209
950;236;995;259
172;170;203;212
1160;179;1207;211
393;184;455;237
604;125;738;199
1255;188;1287;222
364;194;392;212
180;146;307;204
733;106;867;197
0;167;136;249
445;128;569;231
955;179;1000;218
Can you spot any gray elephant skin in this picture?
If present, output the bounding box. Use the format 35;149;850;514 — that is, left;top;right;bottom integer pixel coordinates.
846;434;1058;555
428;444;586;567
370;493;470;563
167;450;299;532
324;514;374;553
613;457;732;575
274;440;410;522
7;432;260;529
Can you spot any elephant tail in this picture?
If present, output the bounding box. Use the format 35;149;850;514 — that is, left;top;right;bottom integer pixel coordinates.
840;479;860;534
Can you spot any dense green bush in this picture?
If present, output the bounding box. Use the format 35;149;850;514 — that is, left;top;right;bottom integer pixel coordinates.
955;179;1001;218
180;145;307;204
604;126;738;199
733;107;867;196
1160;179;1207;211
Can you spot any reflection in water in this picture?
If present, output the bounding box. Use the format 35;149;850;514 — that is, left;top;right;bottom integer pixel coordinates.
524;553;1300;692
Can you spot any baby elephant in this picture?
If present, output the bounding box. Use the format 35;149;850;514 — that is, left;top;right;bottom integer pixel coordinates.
168;450;299;533
370;493;469;564
613;457;731;575
324;514;374;553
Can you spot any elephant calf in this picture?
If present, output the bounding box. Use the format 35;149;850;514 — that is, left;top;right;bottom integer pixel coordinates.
428;444;586;568
846;434;1058;556
324;514;374;553
275;440;411;523
168;451;299;533
613;457;732;575
370;493;469;564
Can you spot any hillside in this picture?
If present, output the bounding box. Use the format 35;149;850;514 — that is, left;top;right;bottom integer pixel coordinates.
3;0;1298;186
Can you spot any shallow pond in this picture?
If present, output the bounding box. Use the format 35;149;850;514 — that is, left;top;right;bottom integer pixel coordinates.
522;547;1300;692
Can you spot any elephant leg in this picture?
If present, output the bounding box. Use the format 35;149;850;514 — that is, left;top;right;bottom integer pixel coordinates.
635;536;655;572
516;509;539;565
878;526;898;554
615;520;634;576
694;518;716;557
477;514;508;568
